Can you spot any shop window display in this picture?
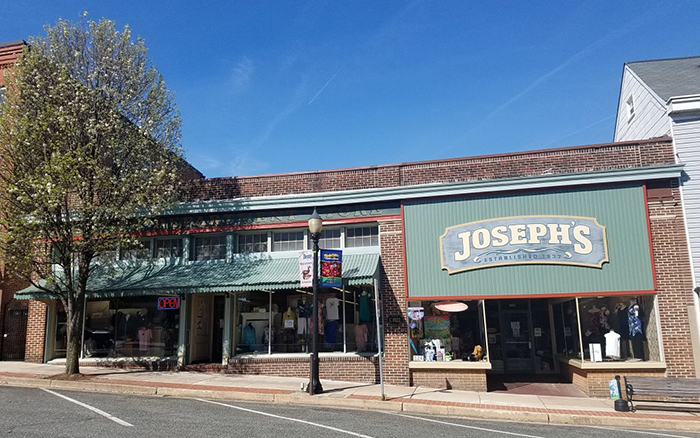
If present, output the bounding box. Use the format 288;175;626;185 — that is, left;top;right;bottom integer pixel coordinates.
234;286;379;356
408;300;487;363
576;295;660;362
81;297;179;358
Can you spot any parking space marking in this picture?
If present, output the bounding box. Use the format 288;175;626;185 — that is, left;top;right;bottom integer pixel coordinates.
196;399;376;438
389;413;546;438
578;425;695;438
40;388;133;427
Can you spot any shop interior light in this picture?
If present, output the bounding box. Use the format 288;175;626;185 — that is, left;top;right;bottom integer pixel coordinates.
434;301;468;312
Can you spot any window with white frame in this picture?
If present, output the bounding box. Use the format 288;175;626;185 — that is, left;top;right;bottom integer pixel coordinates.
626;95;635;121
121;240;151;260
154;238;183;258
319;229;341;249
194;235;227;261
345;226;379;247
272;231;304;252
237;233;267;253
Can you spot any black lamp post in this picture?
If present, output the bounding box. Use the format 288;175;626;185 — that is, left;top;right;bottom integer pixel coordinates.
308;208;324;395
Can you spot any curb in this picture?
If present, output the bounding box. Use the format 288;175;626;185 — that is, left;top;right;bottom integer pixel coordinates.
2;376;699;432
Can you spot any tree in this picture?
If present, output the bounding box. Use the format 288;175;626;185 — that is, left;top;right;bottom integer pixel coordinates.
0;16;184;375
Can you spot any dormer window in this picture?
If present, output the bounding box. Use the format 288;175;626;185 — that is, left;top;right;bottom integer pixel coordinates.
626;95;635;122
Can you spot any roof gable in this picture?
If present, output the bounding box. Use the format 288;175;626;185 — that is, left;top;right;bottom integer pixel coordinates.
628;56;700;101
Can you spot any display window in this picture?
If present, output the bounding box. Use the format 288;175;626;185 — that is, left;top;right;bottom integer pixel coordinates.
234;285;379;356
80;297;180;358
576;295;660;362
408;300;488;363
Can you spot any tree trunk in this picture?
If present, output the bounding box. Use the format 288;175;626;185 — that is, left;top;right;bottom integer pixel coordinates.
64;297;84;375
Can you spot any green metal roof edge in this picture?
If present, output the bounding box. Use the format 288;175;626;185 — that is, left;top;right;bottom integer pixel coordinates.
164;164;684;215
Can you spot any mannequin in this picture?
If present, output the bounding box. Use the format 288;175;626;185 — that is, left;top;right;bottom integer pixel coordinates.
283;307;296;330
243;322;256;351
628;299;644;360
604;329;621;359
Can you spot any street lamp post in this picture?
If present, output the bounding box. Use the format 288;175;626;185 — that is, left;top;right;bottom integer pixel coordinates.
308;208;324;395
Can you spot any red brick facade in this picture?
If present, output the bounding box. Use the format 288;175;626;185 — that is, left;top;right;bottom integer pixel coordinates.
24;300;47;363
226;355;379;383
187;139;674;201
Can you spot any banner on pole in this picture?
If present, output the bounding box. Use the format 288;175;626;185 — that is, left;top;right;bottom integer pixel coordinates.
320;249;342;287
299;250;313;287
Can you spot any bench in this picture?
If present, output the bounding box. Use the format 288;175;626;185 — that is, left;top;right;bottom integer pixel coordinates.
624;376;700;411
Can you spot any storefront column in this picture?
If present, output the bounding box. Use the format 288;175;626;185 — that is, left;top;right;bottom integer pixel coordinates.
222;293;234;364
177;294;188;367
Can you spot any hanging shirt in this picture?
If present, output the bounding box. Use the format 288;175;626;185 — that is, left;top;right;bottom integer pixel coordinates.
359;293;371;323
138;328;152;352
628;305;643;337
604;331;621;358
243;325;256;346
297;299;309;317
325;298;340;320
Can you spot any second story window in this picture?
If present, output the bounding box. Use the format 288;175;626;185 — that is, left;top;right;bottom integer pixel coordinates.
237;233;267;253
194;235;227;261
345;226;379;248
121;240;151;260
154;238;183;258
626;95;635;122
272;231;304;252
319;229;341;249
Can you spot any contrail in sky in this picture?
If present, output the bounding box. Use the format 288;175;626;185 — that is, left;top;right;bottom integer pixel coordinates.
308;61;349;105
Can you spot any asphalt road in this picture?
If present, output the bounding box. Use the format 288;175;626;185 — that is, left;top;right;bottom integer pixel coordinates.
1;386;698;438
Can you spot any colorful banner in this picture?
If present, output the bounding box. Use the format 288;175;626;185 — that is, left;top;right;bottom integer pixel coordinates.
320;249;342;287
298;250;313;287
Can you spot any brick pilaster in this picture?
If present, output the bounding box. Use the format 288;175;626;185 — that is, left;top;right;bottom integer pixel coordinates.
24;299;47;363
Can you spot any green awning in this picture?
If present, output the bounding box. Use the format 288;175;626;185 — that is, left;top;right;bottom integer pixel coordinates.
14;253;380;300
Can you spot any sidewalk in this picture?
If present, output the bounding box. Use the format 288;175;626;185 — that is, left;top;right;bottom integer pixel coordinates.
1;362;699;432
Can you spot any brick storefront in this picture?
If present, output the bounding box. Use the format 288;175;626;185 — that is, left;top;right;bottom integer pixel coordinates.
15;137;697;399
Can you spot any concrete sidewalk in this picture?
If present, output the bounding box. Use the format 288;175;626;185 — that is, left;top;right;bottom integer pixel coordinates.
1;362;699;432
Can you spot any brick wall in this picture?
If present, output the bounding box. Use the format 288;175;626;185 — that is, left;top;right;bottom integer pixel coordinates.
187;139;673;201
647;181;697;378
410;369;487;391
379;218;410;386
226;355;379;383
0;41;23;87
24;300;47;363
560;362;666;398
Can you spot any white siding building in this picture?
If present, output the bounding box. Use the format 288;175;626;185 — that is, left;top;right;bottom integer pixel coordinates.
614;56;700;370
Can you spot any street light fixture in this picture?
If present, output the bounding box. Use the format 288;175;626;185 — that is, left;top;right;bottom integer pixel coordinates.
308;208;324;395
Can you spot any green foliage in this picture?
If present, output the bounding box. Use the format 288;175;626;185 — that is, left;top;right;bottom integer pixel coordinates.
0;16;183;308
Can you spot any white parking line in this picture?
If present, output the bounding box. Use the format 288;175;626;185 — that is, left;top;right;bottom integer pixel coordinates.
580;425;695;438
196;398;376;438
389;412;546;438
40;388;133;427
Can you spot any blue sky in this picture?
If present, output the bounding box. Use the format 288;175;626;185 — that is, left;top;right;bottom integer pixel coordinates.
2;1;700;178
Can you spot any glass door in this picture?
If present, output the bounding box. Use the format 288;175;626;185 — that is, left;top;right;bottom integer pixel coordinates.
501;309;534;373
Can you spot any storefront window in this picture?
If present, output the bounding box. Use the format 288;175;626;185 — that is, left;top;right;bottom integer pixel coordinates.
82;297;180;358
576;295;660;362
234;285;379;356
408;300;487;363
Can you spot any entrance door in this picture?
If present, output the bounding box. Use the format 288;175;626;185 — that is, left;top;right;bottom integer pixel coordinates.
190;295;213;363
501;309;534;373
211;296;225;363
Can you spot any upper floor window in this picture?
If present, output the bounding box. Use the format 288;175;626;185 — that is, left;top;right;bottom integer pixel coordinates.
194;235;227;261
272;231;304;252
237;233;267;253
154;238;183;258
121;240;151;260
626;95;635;122
0;87;5;105
345;226;379;248
319;229;341;249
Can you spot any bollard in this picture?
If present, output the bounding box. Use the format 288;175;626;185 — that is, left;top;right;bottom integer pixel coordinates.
614;375;630;412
